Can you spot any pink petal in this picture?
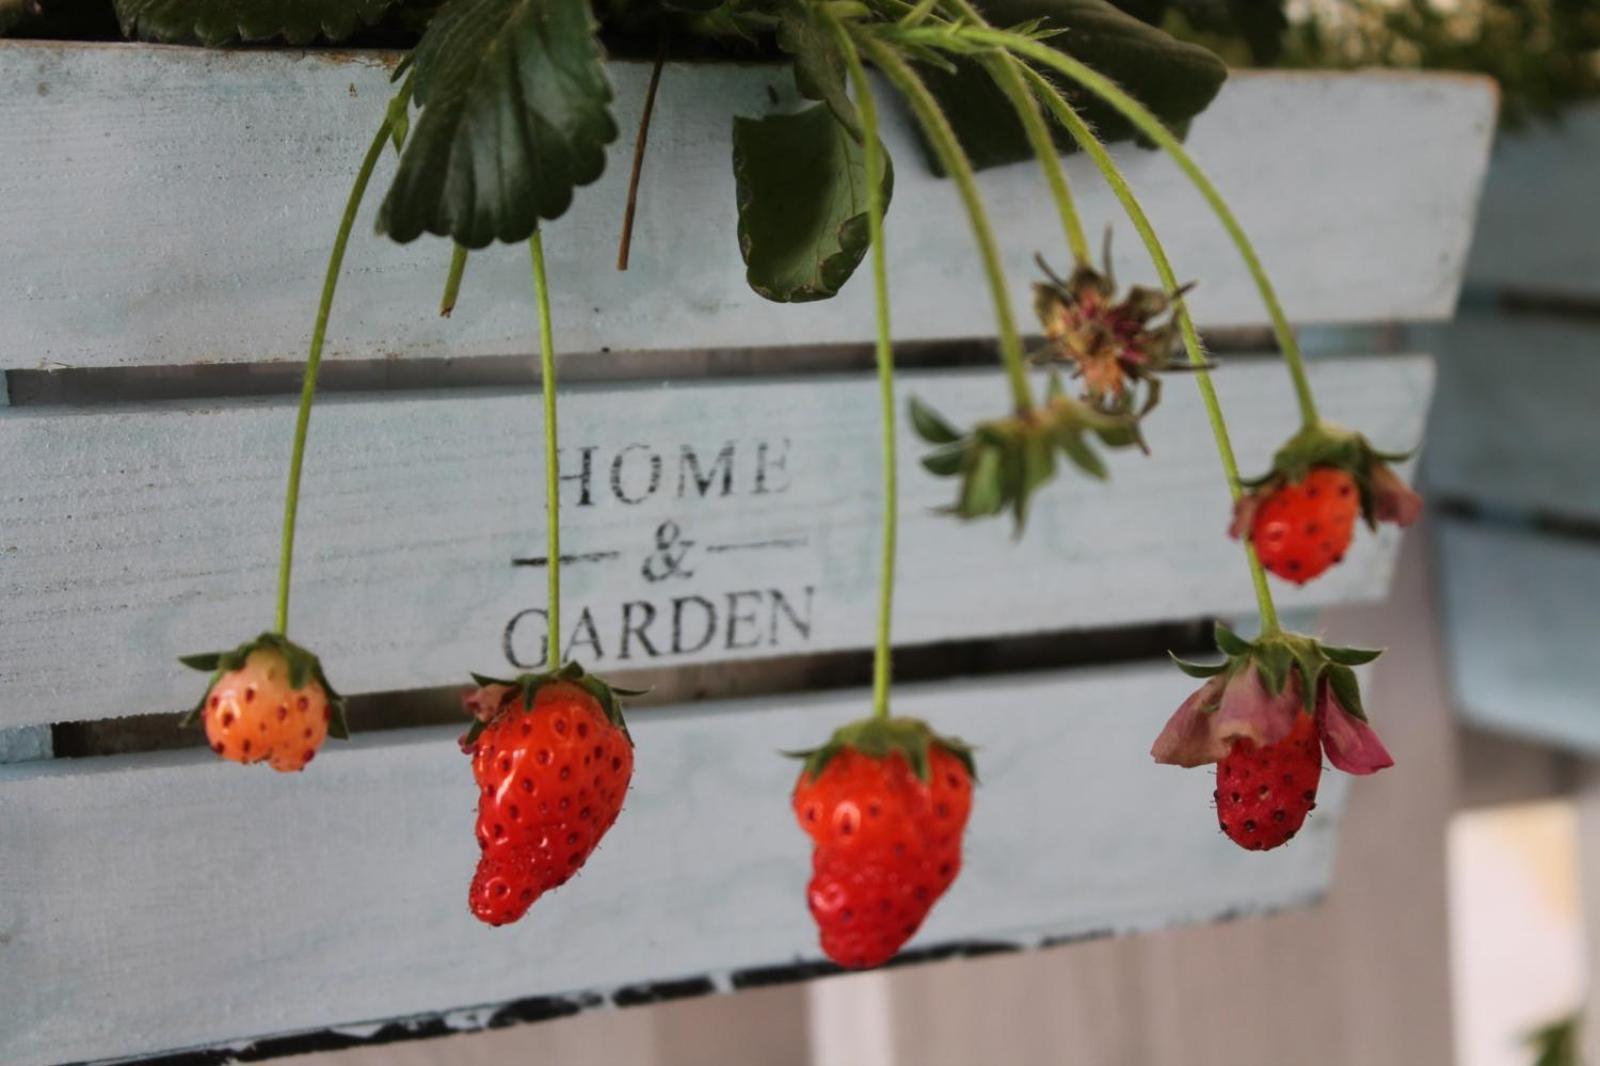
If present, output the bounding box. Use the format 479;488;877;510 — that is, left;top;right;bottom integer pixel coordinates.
1317;683;1394;775
1214;663;1300;749
1228;491;1263;540
1371;462;1423;528
1151;675;1230;767
464;684;516;723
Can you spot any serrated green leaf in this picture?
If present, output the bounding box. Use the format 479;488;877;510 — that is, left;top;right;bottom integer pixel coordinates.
1169;652;1226;679
114;0;396;45
915;0;1226;174
1322;644;1383;667
376;0;618;248
733;103;894;303
908;395;963;445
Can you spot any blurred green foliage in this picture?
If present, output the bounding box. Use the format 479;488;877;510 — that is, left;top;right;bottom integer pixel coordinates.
1119;0;1600;126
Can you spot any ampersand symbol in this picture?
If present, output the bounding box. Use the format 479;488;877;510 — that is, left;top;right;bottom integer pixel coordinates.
641;520;695;583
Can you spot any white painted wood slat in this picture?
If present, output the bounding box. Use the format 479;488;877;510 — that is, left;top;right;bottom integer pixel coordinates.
0;355;1432;729
0;47;1495;371
1437;518;1600;752
1422;311;1600;521
0;661;1350;1066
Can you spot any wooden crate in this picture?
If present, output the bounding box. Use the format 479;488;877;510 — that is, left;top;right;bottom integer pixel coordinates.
0;42;1495;1066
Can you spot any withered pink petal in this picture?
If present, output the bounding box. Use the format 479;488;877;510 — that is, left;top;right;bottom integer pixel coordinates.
1214;664;1300;749
1229;491;1262;541
1151;675;1230;768
1371;462;1424;528
464;684;517;723
1317;683;1394;775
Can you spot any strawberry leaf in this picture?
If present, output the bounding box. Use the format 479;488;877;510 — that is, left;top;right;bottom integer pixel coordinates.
179;652;222;672
1169;652;1226;679
775;0;861;137
376;0;618;248
915;0;1227;173
733;103;894;303
1213;622;1251;657
1322;644;1384;667
1325;664;1367;721
113;0;397;45
909;396;963;445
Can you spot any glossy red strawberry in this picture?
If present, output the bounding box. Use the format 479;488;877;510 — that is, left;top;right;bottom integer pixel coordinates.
1214;710;1323;851
182;634;347;773
463;674;633;927
1247;466;1359;584
792;718;974;969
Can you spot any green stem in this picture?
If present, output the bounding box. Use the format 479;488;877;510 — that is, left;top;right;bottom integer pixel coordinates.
853;30;1033;413
275;87;409;637
942;0;1089;265
529;231;563;667
440;244;468;317
830;17;898;721
965;27;1320;431
1019;66;1279;634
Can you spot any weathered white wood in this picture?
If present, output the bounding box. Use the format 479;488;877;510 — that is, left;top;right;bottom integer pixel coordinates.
0;45;1494;370
1422;311;1600;521
1466;102;1600;298
0;660;1348;1066
0;355;1432;728
1437;518;1600;752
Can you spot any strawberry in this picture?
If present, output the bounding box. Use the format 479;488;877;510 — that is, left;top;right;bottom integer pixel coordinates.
1214;710;1323;851
1247;466;1359;584
1233;421;1421;585
461;667;636;927
792;717;975;969
182;634;347;773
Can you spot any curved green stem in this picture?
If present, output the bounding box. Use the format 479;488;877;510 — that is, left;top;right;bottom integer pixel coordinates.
852;29;1033;413
940;0;1089;265
440;244;468;317
829;17;898;721
965;28;1320;431
529;231;563;668
275;84;410;637
1019;66;1279;634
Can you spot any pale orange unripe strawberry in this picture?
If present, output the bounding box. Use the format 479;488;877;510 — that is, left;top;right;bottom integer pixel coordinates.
183;634;347;773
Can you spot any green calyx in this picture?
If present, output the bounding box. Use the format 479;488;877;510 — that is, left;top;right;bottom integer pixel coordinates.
1170;621;1383;719
1241;420;1413;530
909;388;1140;531
179;632;349;739
787;715;977;783
463;660;642;748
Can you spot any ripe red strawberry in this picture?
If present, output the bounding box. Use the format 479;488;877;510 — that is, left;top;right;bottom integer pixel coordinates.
1248;466;1359;584
464;677;634;927
1215;710;1323;851
183;634;346;773
792;719;974;969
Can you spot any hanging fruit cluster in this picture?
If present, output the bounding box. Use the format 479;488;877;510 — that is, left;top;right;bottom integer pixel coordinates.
143;0;1422;972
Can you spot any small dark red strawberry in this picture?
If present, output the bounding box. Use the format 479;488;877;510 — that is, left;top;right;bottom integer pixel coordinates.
463;676;634;927
1247;466;1360;584
1215;710;1323;851
792;718;974;969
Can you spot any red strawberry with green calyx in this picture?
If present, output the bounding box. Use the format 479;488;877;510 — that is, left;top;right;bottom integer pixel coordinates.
1231;421;1422;585
1153;623;1394;852
181;633;347;773
461;662;640;927
791;716;975;970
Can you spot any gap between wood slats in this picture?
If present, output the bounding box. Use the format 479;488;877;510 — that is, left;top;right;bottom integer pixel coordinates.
49;619;1212;758
0;325;1402;409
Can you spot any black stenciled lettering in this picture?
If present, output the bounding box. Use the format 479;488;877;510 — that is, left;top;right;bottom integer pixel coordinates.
724;590;765;650
620;601;661;660
678;441;736;499
559;446;597;507
754;438;791;495
611;443;662;505
769;585;814;644
503;608;550;670
672;595;717;655
565;607;605;661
